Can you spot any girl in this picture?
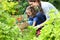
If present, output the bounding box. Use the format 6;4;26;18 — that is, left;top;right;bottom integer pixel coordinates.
26;6;46;36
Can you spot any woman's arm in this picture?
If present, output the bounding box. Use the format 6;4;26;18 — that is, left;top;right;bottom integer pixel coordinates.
35;19;48;29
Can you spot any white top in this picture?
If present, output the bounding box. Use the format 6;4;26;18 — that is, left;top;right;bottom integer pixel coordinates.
41;1;58;20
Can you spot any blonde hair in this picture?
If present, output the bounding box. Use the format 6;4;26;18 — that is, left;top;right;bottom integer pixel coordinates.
26;6;37;18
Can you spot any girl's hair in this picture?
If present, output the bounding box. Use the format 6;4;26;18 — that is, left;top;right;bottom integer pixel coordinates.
28;0;44;13
26;6;36;18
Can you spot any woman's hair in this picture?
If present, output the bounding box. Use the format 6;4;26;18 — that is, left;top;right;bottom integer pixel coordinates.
28;0;40;3
28;0;36;2
26;6;36;18
28;0;44;13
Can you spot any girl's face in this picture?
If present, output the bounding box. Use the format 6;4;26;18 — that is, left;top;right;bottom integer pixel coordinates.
26;10;32;16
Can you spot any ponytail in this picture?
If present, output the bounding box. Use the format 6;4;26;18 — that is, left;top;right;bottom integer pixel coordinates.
36;0;44;13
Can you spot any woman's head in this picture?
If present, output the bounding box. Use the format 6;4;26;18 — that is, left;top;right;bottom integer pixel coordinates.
26;6;36;17
28;0;44;13
28;0;40;7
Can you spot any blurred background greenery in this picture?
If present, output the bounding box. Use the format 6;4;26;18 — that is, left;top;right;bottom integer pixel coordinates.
0;0;60;40
0;0;59;15
10;0;60;13
9;0;60;14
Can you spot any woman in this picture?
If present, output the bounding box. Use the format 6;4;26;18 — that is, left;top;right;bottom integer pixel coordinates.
27;0;58;28
26;0;58;36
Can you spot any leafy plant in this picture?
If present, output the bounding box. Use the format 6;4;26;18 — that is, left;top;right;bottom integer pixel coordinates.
0;0;18;15
38;9;60;40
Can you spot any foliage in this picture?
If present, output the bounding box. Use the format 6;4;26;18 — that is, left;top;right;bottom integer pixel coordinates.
0;0;18;15
15;0;28;15
0;21;37;40
38;9;60;40
0;11;16;26
0;0;60;40
0;22;21;40
19;26;37;40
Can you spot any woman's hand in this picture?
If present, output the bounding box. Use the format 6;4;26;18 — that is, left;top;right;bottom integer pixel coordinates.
34;25;42;29
35;20;48;29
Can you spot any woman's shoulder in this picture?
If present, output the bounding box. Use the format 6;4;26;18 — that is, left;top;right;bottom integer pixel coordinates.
40;1;55;13
41;1;52;5
41;1;54;7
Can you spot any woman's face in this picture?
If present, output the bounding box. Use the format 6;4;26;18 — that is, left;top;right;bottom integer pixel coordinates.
28;1;39;7
26;10;32;16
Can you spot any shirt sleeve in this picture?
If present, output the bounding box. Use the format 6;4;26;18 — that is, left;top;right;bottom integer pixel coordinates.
33;17;38;22
43;2;59;20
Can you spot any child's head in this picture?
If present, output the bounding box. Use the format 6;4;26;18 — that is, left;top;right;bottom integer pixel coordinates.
26;6;36;17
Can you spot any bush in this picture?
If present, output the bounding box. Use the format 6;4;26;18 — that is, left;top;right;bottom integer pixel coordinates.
0;0;60;40
0;22;23;40
38;10;60;40
0;0;18;15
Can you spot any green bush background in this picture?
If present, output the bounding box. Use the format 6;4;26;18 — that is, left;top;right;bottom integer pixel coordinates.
0;0;60;40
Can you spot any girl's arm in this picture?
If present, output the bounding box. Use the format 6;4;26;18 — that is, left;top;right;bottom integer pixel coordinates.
33;21;36;26
33;17;38;26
